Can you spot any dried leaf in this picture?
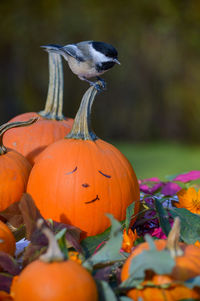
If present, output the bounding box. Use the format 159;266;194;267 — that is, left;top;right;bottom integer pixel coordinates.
22;244;46;267
0;202;23;228
0;252;20;275
50;221;82;252
0;274;13;293
18;193;45;240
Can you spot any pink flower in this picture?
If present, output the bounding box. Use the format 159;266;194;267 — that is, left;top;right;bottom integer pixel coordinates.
139;178;163;194
173;170;200;183
161;182;182;196
151;227;167;239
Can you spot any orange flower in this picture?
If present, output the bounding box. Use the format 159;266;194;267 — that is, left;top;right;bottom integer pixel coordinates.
195;240;200;248
176;187;200;214
68;251;82;264
121;228;138;253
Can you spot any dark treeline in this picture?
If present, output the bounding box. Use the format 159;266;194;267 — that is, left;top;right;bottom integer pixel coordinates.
1;0;200;142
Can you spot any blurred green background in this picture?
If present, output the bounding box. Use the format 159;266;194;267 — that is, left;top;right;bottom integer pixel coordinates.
1;0;200;179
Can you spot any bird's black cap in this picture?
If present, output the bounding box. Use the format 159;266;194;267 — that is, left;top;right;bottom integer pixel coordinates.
91;41;118;59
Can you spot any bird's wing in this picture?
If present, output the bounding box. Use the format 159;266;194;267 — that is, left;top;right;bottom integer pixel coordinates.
61;44;85;62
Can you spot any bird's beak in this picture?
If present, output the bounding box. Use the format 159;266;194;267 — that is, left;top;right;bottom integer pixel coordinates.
113;58;121;65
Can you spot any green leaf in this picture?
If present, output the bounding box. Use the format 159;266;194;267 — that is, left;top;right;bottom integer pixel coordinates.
55;228;67;240
96;280;118;301
184;276;200;289
125;202;135;232
85;214;124;267
169;208;200;244
81;203;136;257
120;236;175;288
81;226;111;258
155;198;171;236
55;228;68;258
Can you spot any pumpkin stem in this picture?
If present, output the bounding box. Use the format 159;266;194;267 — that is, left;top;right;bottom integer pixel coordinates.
0;118;38;155
37;219;64;263
166;217;184;257
39;52;64;121
67;82;103;140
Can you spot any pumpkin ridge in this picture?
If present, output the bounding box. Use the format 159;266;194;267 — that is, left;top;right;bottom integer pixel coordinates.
108;142;139;221
104;143;123;220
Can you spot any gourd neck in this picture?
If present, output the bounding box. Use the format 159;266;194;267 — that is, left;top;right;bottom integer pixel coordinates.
166;217;184;258
0;118;38;155
39;53;64;121
67;82;103;141
38;219;64;263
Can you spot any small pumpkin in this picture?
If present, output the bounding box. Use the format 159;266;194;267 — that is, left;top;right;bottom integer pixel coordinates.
11;221;98;301
3;52;73;165
121;218;200;300
0;291;13;301
0;220;15;256
0;118;37;211
27;83;140;237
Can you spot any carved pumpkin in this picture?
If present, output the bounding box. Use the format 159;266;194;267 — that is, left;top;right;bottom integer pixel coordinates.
3;53;73;165
12;222;98;301
0;220;15;255
0;118;37;211
121;218;200;300
27;83;140;237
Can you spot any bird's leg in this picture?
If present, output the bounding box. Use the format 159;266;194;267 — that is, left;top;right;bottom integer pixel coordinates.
79;76;105;92
96;77;106;90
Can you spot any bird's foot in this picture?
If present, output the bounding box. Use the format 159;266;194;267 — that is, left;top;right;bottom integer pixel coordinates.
80;76;106;92
96;77;106;90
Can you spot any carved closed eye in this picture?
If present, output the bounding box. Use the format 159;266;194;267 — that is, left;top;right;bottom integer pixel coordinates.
65;167;111;179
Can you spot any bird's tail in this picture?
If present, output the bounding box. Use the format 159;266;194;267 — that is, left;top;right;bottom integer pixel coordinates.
40;44;63;54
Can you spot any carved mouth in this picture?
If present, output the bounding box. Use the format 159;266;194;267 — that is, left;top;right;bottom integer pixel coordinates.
85;195;100;204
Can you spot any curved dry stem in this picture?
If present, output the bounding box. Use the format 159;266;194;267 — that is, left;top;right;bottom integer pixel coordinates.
39;53;64;120
0;117;38;155
37;219;64;263
166;217;183;257
67;81;103;140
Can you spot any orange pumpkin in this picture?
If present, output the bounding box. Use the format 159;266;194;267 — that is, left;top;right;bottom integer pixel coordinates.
0;221;15;255
121;218;200;300
0;118;37;211
11;222;98;301
3;53;73;165
0;291;13;301
27;83;140;237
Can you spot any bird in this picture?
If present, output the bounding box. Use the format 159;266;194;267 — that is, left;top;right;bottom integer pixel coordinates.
41;41;120;90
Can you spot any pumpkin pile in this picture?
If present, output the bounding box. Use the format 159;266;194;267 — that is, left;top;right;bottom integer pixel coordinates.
0;46;200;301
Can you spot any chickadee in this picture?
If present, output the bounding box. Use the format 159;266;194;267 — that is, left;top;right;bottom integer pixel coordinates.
41;41;120;90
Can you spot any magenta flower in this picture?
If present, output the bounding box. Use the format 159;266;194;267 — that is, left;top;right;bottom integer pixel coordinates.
151;227;167;239
173;170;200;183
161;182;182;196
139;177;163;194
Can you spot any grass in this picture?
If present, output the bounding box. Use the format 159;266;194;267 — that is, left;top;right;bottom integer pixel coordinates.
113;141;200;181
